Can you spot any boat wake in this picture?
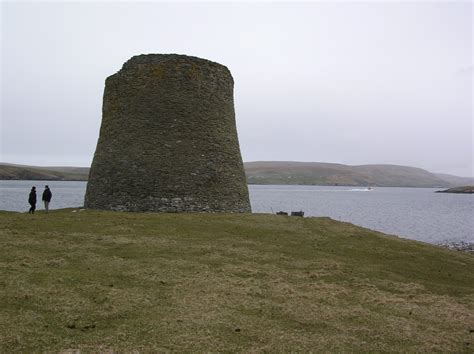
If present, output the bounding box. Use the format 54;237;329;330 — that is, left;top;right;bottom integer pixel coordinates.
351;188;374;192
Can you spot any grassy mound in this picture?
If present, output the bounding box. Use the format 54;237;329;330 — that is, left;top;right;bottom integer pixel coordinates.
0;210;473;352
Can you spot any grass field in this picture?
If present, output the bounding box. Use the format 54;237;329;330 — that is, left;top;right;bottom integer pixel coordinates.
1;209;473;352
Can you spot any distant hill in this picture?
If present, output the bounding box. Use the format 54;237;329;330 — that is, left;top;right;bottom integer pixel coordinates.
1;161;471;187
245;161;464;188
433;173;474;187
0;163;89;181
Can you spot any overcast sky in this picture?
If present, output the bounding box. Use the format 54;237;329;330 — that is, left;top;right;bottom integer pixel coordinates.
1;1;472;176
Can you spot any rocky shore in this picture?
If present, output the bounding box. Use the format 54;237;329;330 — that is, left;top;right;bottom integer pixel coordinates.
438;241;474;255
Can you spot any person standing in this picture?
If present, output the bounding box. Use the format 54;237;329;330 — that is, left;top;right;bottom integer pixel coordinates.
28;186;37;214
42;185;52;213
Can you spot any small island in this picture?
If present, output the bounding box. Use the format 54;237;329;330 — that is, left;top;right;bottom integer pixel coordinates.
436;185;474;194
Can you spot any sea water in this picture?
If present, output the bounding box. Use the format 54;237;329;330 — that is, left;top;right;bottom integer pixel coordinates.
1;181;472;245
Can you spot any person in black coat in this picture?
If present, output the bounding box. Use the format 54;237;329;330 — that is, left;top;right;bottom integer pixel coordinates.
28;186;37;214
42;185;52;213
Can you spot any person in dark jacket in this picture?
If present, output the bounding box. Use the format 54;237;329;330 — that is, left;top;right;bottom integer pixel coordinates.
42;185;52;213
28;186;37;214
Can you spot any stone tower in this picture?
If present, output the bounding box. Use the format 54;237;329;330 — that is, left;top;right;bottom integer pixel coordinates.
84;54;251;213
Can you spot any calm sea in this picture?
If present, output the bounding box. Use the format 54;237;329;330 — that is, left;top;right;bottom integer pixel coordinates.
1;180;472;245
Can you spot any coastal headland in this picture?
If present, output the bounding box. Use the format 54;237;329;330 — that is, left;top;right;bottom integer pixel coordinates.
436;186;474;194
1;210;473;351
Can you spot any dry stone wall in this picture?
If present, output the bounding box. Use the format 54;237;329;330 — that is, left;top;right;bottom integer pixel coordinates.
84;54;251;212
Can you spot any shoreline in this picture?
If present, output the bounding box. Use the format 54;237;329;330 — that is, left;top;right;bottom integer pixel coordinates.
0;179;461;189
438;241;474;254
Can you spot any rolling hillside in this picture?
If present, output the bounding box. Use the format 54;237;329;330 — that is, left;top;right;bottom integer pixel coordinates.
434;172;474;187
0;163;89;181
1;161;472;187
244;161;468;187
